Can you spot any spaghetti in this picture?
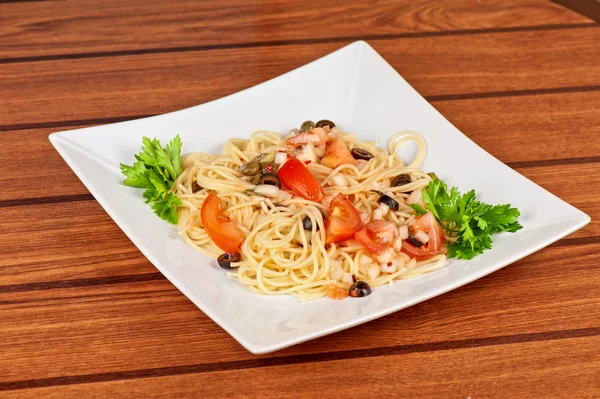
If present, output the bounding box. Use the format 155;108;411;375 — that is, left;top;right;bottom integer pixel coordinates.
174;124;447;300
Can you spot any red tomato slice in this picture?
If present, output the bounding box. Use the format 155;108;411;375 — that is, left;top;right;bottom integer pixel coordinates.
325;193;362;244
200;191;245;253
355;220;398;255
401;212;445;260
277;158;324;202
320;138;358;169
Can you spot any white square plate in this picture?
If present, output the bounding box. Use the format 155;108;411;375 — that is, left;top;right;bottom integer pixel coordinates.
50;41;590;354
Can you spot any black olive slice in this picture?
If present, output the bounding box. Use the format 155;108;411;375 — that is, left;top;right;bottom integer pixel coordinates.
217;252;241;270
377;194;399;211
191;181;202;193
351;148;374;160
391;174;412;187
406;234;423;248
302;215;320;231
348;280;372;297
315;119;335;129
257;172;281;188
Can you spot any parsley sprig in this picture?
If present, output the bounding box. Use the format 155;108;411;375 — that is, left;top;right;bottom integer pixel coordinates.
120;136;183;224
411;178;522;260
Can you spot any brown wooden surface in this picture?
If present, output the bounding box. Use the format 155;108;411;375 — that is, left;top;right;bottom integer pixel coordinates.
6;337;598;399
3;27;600;128
1;1;598;397
0;0;589;60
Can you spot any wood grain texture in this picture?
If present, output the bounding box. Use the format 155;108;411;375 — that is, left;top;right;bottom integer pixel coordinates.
515;163;599;239
1;241;598;384
0;0;590;60
0;201;155;286
20;337;600;398
1;28;600;127
429;91;600;164
1;126;94;202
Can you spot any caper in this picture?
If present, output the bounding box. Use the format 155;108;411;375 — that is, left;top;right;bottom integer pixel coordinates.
302;215;319;231
299;120;316;132
348;280;372;298
316;119;335;129
351;148;374;160
257;172;281;188
239;160;260;176
191;181;202;193
391;173;412;187
406;234;423;248
258;153;276;172
377;194;399;211
251;175;261;185
217;252;241;270
258;152;275;164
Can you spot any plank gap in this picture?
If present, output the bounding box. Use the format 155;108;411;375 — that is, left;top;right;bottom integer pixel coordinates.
0;23;596;65
1;326;598;391
2;85;600;133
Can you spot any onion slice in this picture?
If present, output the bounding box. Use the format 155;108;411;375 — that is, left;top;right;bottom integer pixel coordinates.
406;188;422;205
414;230;430;244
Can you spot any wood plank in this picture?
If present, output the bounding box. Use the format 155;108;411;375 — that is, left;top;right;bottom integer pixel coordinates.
0;242;598;382
1;126;94;202
0;200;151;286
8;336;596;398
515;163;599;239
433;91;600;164
0;0;589;60
0;200;155;286
1;28;599;127
1;90;599;201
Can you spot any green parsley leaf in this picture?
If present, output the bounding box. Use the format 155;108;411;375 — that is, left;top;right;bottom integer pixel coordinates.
120;161;152;188
120;135;183;224
410;203;428;215
151;193;181;225
419;177;522;260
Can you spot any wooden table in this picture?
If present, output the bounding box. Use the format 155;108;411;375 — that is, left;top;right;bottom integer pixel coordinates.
1;1;599;397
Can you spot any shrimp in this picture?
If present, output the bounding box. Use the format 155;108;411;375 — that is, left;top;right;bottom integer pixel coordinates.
286;127;328;147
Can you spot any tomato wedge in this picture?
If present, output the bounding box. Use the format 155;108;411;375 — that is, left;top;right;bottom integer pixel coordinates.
320;138;358;169
401;212;445;260
277;158;324;202
355;220;398;255
200;191;245;253
325;193;362;244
